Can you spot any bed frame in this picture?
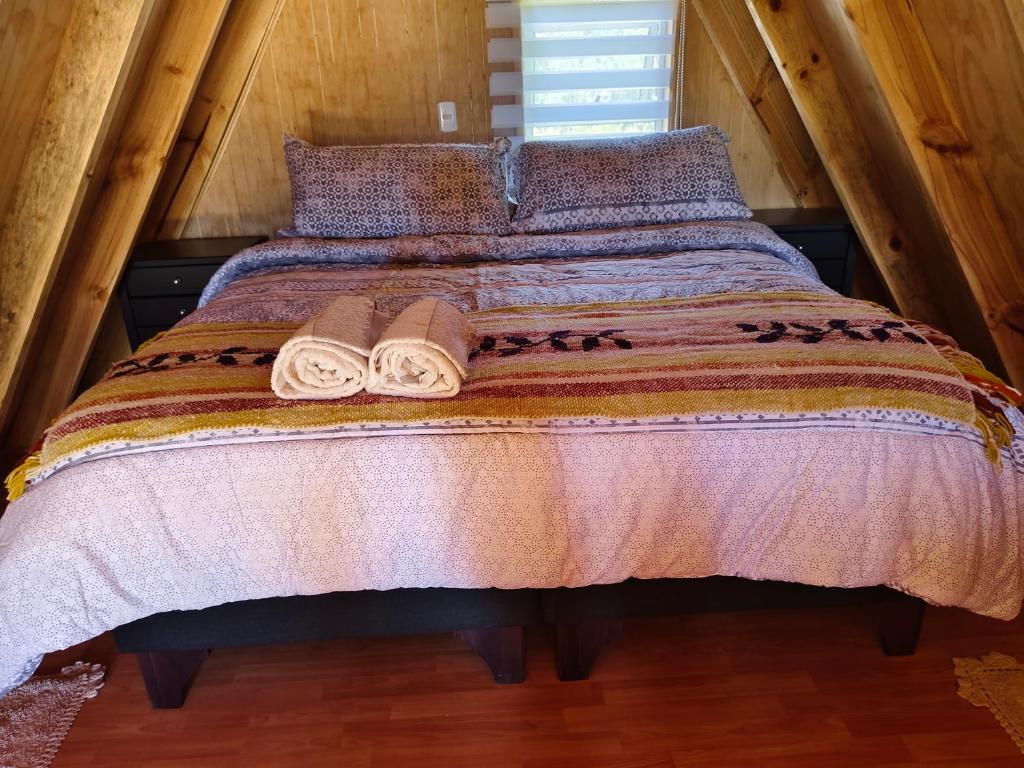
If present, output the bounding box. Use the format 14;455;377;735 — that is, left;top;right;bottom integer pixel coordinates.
541;577;925;681
113;577;925;708
113;588;538;708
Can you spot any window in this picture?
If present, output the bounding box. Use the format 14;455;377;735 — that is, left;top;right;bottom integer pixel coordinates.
487;1;679;141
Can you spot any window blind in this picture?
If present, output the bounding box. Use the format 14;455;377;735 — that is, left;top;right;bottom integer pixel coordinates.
487;0;678;141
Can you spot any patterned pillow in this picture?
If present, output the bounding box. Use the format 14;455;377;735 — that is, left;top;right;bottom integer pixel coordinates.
510;126;752;234
283;135;513;238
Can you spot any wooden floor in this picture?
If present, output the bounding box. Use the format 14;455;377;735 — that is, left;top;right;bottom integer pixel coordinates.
47;604;1024;767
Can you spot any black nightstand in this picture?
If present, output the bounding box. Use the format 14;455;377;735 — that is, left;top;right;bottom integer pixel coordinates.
119;236;266;350
753;208;857;295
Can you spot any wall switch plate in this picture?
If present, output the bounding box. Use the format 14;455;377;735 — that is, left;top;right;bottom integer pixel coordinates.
438;101;458;133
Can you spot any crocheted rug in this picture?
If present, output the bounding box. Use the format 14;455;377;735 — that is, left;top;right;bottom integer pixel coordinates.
0;663;104;768
954;652;1024;753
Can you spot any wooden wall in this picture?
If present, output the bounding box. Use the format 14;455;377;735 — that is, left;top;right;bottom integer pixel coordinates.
681;6;796;209
159;0;809;239
176;0;492;238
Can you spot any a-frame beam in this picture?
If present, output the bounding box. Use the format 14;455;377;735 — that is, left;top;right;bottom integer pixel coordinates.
819;0;1024;387
746;0;1002;375
5;0;231;457
691;0;838;208
0;0;158;435
143;0;286;240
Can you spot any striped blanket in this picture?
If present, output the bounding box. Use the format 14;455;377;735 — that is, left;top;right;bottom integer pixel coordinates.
8;223;1021;497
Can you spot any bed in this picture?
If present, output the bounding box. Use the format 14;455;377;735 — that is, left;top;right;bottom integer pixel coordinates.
1;129;1021;707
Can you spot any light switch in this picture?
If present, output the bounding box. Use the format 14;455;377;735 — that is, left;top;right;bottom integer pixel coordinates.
438;101;458;133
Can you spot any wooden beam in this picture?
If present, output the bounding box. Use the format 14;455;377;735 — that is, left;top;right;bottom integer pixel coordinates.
821;0;1024;387
916;1;1024;267
1006;0;1024;53
142;0;285;240
690;0;838;208
745;0;1001;370
0;0;76;225
0;0;157;435
6;0;230;455
682;8;798;208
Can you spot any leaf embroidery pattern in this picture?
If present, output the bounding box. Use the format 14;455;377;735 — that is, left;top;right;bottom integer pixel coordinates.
469;330;633;359
109;347;277;378
736;319;927;345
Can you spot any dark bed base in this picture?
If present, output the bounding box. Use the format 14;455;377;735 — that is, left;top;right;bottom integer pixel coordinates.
113;578;926;708
544;577;926;681
114;588;538;708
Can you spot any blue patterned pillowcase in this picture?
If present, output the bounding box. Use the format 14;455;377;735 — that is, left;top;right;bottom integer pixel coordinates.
283;135;513;239
509;127;752;234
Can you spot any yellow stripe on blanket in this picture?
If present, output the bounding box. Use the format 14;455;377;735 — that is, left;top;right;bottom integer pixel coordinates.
6;290;1018;501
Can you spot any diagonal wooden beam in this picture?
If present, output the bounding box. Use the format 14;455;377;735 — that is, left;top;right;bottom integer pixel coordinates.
0;0;158;435
691;0;838;208
820;0;1024;386
5;0;231;457
1006;0;1024;53
142;0;286;240
746;0;1002;376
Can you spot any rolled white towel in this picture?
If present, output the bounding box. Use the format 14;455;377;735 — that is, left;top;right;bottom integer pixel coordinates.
271;296;387;399
367;298;474;399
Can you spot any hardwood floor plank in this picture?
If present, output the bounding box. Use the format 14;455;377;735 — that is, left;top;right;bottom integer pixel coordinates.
671;734;917;766
901;728;1023;762
48;606;1024;766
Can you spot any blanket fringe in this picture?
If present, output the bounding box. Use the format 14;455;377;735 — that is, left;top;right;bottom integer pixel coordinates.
928;333;1022;467
4;449;42;503
973;394;1015;466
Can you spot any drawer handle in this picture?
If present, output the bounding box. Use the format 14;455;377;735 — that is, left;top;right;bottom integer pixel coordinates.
172;277;182;285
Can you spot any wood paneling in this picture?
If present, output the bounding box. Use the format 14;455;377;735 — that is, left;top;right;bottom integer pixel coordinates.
681;5;797;211
691;0;838;208
4;0;230;456
183;0;493;239
173;0;808;238
46;605;1024;766
143;0;287;241
0;0;73;224
0;0;158;434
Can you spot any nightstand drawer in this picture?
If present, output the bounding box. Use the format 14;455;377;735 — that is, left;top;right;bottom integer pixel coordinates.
120;236;266;351
125;262;224;297
130;296;202;327
753;209;857;297
774;230;849;262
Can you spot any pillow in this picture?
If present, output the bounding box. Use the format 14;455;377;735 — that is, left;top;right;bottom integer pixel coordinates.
283;135;512;238
509;126;752;234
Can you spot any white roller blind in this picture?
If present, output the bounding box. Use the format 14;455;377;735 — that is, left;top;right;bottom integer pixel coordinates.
519;0;677;140
485;0;679;142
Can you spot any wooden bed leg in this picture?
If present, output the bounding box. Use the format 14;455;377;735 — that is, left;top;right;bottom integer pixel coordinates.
454;626;526;684
555;619;618;681
136;649;209;708
878;594;926;656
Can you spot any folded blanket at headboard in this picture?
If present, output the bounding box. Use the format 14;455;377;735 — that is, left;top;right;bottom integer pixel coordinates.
197;220;821;305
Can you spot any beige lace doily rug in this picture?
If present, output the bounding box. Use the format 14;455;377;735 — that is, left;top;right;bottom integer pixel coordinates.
0;663;105;768
955;652;1024;753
